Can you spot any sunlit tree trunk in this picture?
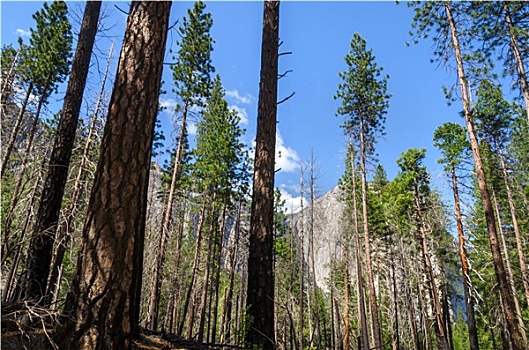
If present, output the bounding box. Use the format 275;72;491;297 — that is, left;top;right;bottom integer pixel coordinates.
246;1;279;348
445;3;523;348
58;2;171;348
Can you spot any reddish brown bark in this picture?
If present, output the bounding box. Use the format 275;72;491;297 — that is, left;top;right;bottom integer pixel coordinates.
58;2;171;349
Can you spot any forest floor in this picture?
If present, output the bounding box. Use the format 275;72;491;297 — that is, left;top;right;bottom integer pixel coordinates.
1;302;229;350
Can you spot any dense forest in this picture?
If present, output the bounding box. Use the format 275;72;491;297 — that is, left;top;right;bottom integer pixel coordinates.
1;1;528;350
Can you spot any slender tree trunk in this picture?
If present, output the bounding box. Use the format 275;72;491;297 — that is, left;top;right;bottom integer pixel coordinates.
358;120;383;349
492;191;529;349
343;242;351;350
308;156;322;349
413;190;449;350
246;1;279;348
1;82;33;178
180;204;207;337
221;201;242;343
444;4;523;349
2;171;42;303
497;150;529;307
400;239;421;350
349;147;370;350
503;2;529;123
24;0;102;302
3;90;46;266
46;40;113;307
451;168;479;350
58;3;171;348
298;165;305;350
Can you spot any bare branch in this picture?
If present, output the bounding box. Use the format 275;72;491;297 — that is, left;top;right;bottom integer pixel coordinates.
277;92;295;105
278;70;293;80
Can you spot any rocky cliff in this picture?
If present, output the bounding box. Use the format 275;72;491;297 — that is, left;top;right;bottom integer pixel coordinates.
288;186;346;292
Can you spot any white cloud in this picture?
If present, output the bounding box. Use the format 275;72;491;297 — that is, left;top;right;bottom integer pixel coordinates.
225;89;253;104
275;131;300;173
229;105;249;125
188;121;197;136
159;97;178;111
278;186;305;215
15;28;30;37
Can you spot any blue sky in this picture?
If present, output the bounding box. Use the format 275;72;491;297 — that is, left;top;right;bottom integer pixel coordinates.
1;1;468;211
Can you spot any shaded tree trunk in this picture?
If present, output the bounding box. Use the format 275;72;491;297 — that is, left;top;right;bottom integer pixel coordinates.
58;2;171;349
503;2;529;123
24;0;102;302
358;119;383;349
445;3;523;349
46;40;113;308
246;1;279;349
1;83;33;178
451;168;479;350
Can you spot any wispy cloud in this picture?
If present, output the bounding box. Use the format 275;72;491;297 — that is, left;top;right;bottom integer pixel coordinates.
15;28;30;38
225;89;253;104
159;97;178;111
229;105;249;125
278;186;305;214
275;131;300;173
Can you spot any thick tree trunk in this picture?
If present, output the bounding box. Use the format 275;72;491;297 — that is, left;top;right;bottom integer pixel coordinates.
24;0;102;302
445;4;524;349
451;168;480;350
246;1;279;349
58;2;170;349
46;40;113;307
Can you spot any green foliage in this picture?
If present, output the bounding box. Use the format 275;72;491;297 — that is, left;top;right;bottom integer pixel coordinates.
473;80;519;152
191;74;250;201
433;122;470;172
20;1;73;98
335;33;390;158
171;1;215;108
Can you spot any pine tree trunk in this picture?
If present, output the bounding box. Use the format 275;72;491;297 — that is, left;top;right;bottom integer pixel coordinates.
503;2;529;123
349;147;370;350
1;82;33;178
445;3;524;349
298;168;305;350
46;40;113;307
25;0;102;303
413;190;449;350
2;171;42;303
492;191;529;349
221;202;242;343
359;120;383;349
181;204;207;337
246;1;279;348
497;150;529;307
308;161;322;349
58;2;170;348
451;168;480;350
3;91;46;269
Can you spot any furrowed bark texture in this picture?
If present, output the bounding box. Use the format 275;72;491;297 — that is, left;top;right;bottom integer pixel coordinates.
59;2;171;349
246;1;279;349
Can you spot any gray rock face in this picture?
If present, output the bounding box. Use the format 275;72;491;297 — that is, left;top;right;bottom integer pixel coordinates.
289;186;345;292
